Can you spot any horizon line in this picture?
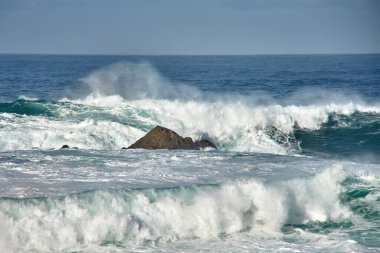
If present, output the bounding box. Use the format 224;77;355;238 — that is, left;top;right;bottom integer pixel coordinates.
1;52;380;57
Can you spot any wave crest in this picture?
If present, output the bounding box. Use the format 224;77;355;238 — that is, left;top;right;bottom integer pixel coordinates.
0;165;355;251
0;62;379;154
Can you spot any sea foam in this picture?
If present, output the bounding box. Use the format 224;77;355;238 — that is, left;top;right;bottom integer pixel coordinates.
0;62;379;153
0;165;351;252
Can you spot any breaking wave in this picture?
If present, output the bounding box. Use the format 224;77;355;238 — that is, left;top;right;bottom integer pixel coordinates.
2;165;379;252
0;62;379;156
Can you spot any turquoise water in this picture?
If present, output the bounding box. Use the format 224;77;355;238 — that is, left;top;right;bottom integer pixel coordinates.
0;54;379;252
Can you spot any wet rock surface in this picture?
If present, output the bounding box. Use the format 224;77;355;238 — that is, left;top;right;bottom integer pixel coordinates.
126;126;216;150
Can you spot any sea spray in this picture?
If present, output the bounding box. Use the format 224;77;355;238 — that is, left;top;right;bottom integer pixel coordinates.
81;62;203;101
0;97;379;154
0;62;379;154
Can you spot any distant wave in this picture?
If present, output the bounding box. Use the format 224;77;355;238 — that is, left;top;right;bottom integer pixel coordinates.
0;62;379;155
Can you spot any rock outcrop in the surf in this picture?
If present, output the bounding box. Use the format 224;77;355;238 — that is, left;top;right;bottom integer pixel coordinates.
125;125;217;150
60;145;78;149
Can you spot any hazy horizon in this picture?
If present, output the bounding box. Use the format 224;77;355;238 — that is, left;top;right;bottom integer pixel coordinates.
0;0;379;55
1;52;380;56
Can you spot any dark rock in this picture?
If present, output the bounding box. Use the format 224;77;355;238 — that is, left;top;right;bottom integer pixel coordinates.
127;126;199;150
195;139;217;149
61;145;70;149
126;125;218;150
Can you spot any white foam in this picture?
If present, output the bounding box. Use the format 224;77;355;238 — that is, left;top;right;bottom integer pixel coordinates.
1;96;379;153
76;97;380;153
1;61;379;153
70;61;380;153
18;95;38;101
0;115;145;150
0;165;351;252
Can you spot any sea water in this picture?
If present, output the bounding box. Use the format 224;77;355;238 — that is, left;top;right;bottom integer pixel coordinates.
0;54;379;252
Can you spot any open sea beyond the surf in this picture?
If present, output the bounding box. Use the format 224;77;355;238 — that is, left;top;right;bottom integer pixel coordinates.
0;54;379;252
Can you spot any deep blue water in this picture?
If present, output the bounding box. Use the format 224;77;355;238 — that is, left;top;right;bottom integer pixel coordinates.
1;54;380;101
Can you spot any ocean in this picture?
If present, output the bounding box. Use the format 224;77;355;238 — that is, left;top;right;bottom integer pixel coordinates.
0;54;379;252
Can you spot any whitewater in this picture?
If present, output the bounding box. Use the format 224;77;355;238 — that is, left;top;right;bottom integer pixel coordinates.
0;54;379;252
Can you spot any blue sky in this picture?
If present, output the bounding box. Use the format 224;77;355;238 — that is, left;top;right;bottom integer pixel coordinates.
0;0;379;54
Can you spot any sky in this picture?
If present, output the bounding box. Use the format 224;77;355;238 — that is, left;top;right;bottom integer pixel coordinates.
0;0;379;55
